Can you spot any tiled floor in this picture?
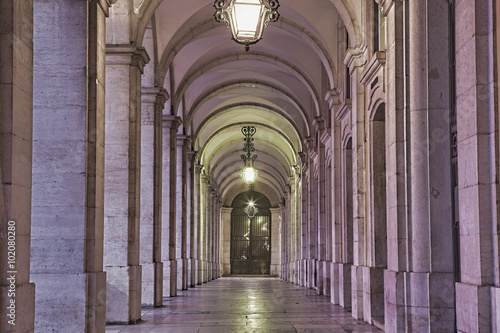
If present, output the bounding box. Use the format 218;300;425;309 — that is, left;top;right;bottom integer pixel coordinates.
106;277;382;333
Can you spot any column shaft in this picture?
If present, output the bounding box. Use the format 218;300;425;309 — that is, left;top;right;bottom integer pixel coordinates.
31;1;107;330
1;0;35;331
408;1;455;331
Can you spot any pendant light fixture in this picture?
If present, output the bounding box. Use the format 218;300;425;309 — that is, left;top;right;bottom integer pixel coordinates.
214;0;280;51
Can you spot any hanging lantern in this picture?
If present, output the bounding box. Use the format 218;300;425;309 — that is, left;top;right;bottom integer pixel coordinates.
238;126;260;185
214;0;280;51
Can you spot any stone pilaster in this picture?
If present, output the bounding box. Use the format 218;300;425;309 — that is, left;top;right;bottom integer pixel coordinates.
30;1;110;331
195;165;203;284
140;87;168;307
176;135;190;291
299;152;308;287
188;151;198;287
270;208;282;277
104;44;149;324
408;1;455;331
161;116;181;297
454;0;497;331
1;1;35;332
221;207;232;276
344;45;367;320
381;1;409;331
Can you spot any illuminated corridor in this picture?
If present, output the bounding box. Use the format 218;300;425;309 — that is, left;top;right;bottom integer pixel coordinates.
2;0;500;332
106;277;381;333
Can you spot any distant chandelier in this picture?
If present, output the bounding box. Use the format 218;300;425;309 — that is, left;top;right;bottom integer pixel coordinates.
214;0;280;51
238;126;260;185
244;201;258;218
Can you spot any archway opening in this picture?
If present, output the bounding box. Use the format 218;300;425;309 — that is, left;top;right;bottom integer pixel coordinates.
230;191;272;275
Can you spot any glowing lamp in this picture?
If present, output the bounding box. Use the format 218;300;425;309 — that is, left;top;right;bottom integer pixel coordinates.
238;126;260;186
214;0;280;51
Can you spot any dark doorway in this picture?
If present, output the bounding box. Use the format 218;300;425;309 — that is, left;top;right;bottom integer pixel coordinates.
231;191;271;275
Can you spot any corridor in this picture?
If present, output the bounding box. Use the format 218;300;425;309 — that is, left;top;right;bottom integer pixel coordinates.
106;277;382;333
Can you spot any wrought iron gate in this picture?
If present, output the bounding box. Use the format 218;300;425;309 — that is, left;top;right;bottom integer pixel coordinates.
230;192;271;275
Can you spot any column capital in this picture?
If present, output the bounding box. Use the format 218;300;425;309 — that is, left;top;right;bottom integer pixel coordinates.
313;116;325;131
106;45;150;73
188;150;198;163
324;89;341;111
92;0;114;17
343;45;367;74
177;135;191;147
163;115;182;130
376;0;401;15
142;87;169;105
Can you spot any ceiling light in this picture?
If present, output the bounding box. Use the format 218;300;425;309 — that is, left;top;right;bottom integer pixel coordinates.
238;126;260;186
214;0;280;51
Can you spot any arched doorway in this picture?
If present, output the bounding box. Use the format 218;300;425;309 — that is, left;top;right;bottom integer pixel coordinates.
231;191;272;275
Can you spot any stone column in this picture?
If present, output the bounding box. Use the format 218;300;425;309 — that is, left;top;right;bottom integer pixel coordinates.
299;152;308;287
195;165;203;284
162;115;181;297
378;0;409;331
307;147;317;290
140;87;168;306
319;130;332;297
202;178;211;283
221;208;232;276
345;46;367;320
454;0;498;331
408;0;455;331
30;1;107;331
270;208;282;277
104;44;149;324
216;200;222;278
210;191;217;280
331;112;342;304
1;1;35;332
176;135;190;291
294;171;301;284
280;198;287;280
188;151;198;287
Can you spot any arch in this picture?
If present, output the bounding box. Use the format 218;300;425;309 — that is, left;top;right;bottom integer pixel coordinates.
185;81;311;136
230;191;273;275
174;51;322;120
193;103;304;152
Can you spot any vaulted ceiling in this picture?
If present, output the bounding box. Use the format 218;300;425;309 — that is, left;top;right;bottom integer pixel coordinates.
135;0;360;206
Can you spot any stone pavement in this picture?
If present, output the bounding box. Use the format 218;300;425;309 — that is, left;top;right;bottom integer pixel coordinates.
106;277;382;332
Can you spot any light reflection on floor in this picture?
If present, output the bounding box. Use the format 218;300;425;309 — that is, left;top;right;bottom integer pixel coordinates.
106;277;382;333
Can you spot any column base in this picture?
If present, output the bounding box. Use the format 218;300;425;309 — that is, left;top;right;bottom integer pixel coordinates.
351;265;363;320
331;262;340;304
141;262;156;306
105;265;142;324
362;266;385;328
154;262;163;307
384;269;406;333
316;260;324;295
176;258;183;291
456;282;492;332
323;261;331;297
169;259;177;297
407;271;454;332
339;263;352;309
197;259;203;284
300;259;307;286
307;259;316;289
190;258;198;287
182;258;188;290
